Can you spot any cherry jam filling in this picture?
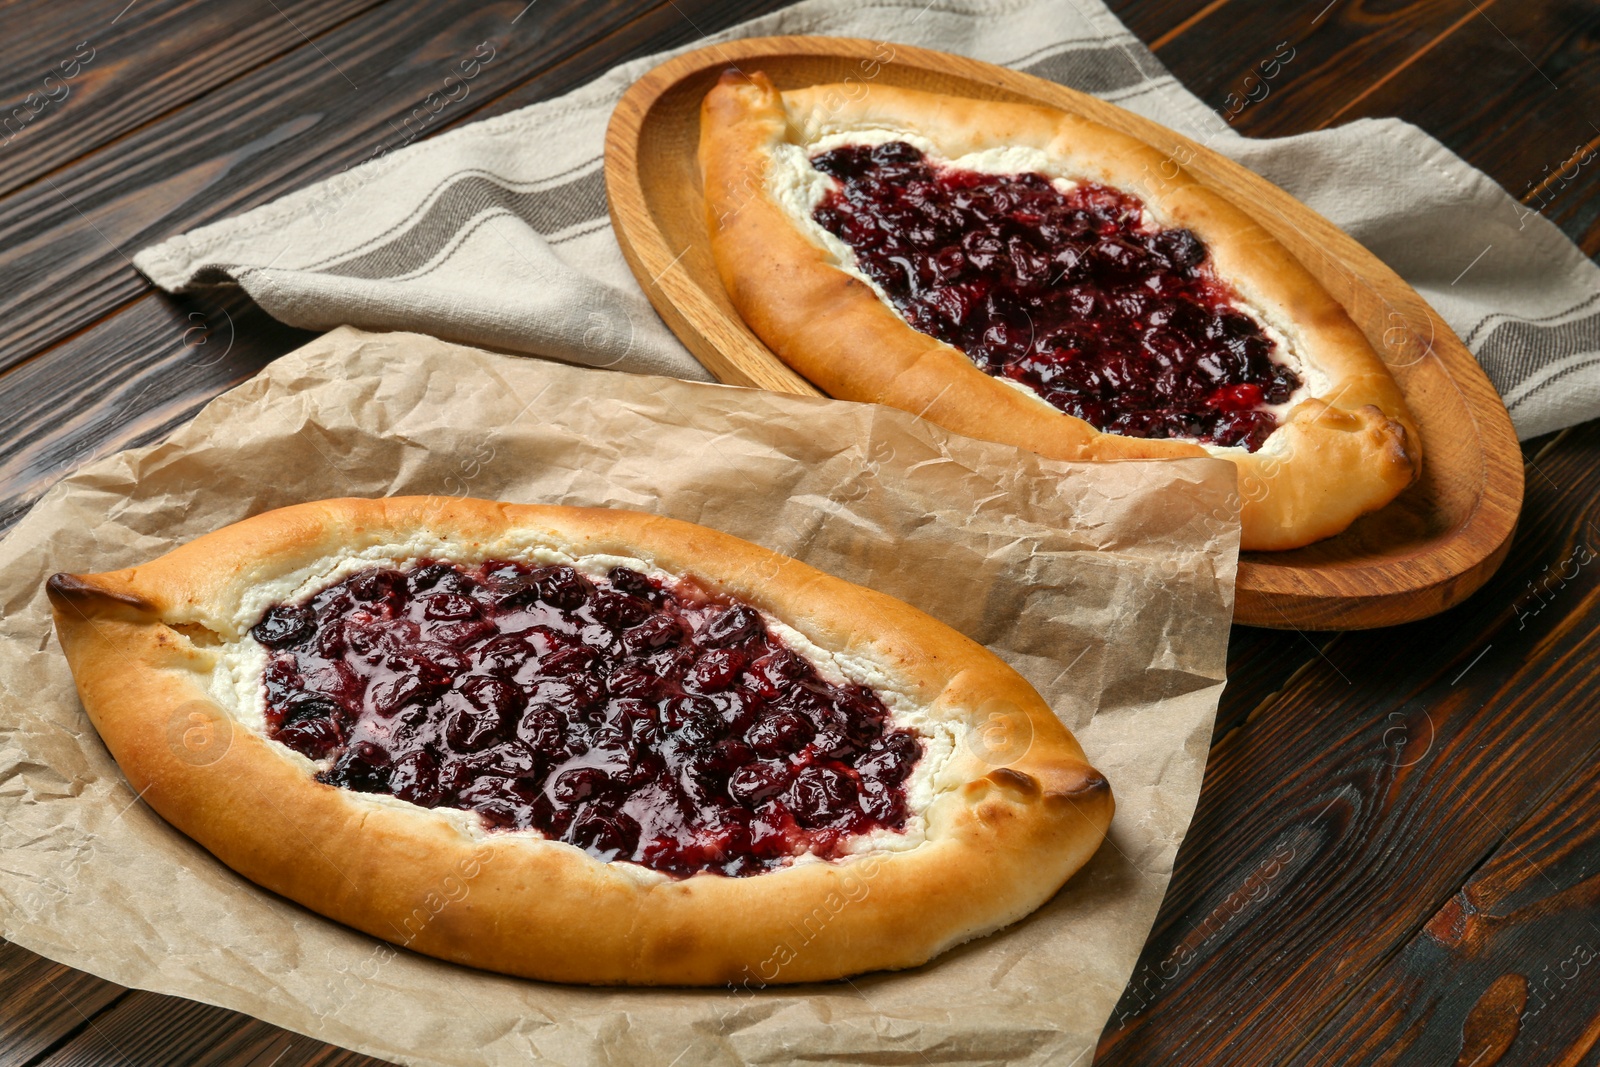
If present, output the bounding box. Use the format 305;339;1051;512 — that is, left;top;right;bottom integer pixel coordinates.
250;559;922;877
810;142;1302;451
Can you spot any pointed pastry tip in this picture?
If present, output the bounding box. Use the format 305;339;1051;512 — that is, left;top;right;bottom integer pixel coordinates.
46;572;154;615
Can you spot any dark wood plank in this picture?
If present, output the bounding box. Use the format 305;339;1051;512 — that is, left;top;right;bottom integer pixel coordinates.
0;0;790;380
1326;0;1600;258
1111;0;1478;134
0;289;310;534
1212;627;1331;749
30;990;389;1067
0;0;387;200
0;942;125;1065
1097;419;1600;1063
463;0;802;126
1285;754;1600;1065
1099;0;1216;50
1104;0;1600;258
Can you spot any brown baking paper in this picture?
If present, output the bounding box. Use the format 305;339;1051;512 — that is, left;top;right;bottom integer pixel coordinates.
0;327;1237;1065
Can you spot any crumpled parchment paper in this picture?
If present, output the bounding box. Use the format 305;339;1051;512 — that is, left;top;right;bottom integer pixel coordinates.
0;327;1238;1065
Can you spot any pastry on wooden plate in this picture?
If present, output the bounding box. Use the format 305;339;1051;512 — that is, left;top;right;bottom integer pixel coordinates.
699;72;1420;551
47;497;1111;985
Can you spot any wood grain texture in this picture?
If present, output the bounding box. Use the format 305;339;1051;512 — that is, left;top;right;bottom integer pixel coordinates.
1210;627;1339;747
1114;0;1490;136
1285;754;1600;1065
1096;419;1600;1063
0;0;788;381
0;942;125;1065
0;0;524;378
0;0;386;201
602;35;1523;629
0;289;309;533
30;991;389;1067
1109;0;1600;258
466;0;801;126
1326;0;1600;258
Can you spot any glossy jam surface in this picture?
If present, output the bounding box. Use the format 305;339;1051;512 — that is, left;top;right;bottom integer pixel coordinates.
251;559;922;877
810;142;1301;451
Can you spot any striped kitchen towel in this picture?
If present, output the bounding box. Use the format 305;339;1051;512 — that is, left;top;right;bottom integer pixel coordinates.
132;0;1600;439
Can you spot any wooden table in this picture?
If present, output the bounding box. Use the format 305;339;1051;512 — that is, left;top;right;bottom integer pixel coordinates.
1;1;1596;1063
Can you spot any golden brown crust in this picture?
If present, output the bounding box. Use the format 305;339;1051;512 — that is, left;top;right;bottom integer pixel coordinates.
47;496;1112;985
699;71;1420;551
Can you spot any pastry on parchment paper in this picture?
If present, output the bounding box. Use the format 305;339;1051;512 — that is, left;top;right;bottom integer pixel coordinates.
48;496;1112;985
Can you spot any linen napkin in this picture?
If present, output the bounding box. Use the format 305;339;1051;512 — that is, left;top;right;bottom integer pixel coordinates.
131;0;1600;440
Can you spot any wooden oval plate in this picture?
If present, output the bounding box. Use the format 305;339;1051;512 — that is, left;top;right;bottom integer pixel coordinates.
604;36;1523;631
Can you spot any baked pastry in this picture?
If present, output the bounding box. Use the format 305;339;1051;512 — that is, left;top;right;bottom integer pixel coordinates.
47;497;1111;985
699;73;1420;551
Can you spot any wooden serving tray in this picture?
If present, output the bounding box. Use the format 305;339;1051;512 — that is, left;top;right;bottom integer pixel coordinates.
604;36;1523;631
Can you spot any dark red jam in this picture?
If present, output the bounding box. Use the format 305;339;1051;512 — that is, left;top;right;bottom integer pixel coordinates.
810;142;1301;451
250;559;922;877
